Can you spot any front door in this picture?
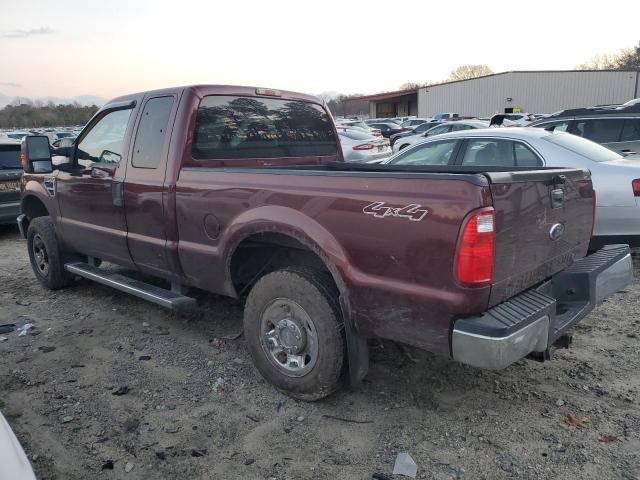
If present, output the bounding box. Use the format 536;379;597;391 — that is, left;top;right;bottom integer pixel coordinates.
56;103;137;265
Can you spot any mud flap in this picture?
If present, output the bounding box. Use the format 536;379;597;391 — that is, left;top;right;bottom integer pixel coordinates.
340;296;369;387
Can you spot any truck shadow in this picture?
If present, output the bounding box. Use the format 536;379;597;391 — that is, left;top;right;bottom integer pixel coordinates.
68;261;550;411
0;224;19;237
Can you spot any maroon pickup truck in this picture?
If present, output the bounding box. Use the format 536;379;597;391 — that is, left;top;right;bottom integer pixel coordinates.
17;85;633;400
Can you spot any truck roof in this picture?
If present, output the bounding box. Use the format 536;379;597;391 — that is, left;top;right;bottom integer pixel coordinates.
105;85;324;107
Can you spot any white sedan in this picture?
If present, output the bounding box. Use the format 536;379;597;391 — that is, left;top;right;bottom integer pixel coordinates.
392;120;489;153
338;128;391;162
380;127;640;250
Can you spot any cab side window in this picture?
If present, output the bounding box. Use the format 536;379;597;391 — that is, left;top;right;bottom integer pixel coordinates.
76;109;133;168
132;97;174;169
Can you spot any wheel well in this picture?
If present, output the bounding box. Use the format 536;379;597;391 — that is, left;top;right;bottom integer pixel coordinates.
22;195;49;220
230;232;335;297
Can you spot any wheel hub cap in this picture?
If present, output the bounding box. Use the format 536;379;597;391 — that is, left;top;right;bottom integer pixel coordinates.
260;299;318;377
32;234;49;276
275;318;305;354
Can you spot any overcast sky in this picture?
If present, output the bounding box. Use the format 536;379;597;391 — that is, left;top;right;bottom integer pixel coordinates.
1;0;639;101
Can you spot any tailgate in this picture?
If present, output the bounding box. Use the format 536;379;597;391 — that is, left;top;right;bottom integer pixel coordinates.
486;168;594;307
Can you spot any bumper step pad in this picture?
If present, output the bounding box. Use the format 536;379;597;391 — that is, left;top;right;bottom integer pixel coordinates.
452;244;632;370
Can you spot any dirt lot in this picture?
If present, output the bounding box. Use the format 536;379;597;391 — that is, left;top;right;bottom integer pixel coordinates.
0;225;639;480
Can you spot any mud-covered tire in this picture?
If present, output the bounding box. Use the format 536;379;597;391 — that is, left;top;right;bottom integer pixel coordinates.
243;268;346;401
27;216;72;290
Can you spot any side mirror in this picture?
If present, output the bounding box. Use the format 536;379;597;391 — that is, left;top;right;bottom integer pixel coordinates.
21;136;53;174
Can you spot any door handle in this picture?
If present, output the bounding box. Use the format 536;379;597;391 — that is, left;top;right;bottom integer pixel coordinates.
111;181;123;207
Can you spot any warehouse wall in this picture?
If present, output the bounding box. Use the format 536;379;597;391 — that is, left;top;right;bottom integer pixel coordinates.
417;71;640;117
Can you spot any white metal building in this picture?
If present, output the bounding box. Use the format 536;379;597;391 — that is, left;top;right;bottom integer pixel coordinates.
360;70;640;119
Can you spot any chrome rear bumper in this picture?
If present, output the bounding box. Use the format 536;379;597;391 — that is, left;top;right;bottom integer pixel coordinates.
452;245;633;370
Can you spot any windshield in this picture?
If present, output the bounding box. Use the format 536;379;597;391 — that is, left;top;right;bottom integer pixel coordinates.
543;132;622;162
0;145;22;169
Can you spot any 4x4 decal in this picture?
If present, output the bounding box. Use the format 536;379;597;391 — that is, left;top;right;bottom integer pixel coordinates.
363;202;428;222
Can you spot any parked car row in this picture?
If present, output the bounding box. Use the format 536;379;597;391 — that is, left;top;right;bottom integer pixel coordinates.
372;126;640;250
0;127;80;143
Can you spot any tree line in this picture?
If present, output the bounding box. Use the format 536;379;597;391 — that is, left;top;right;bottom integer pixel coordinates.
0;101;99;129
575;40;640;70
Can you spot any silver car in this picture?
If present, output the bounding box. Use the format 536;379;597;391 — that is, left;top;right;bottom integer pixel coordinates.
382;127;640;249
338;128;391;162
392;120;489;153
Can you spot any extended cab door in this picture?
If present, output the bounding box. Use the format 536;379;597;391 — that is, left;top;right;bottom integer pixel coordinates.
123;93;179;276
55;101;137;266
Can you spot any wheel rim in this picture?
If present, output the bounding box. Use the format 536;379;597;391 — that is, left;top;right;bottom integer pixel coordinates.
32;234;49;277
259;298;318;377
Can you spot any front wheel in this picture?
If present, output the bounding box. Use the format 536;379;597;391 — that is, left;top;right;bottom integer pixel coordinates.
27;216;72;290
243;268;346;401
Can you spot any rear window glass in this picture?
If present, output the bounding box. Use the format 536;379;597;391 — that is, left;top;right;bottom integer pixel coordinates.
192;96;337;159
0;145;21;169
543;132;621;162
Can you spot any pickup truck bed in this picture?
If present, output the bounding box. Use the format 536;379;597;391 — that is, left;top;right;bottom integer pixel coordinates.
17;85;633;400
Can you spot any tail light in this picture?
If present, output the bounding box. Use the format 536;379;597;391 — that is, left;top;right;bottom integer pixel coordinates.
353;143;375;151
455;207;496;287
632;179;640;196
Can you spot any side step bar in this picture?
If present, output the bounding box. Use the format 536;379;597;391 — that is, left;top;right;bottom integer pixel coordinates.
64;262;196;311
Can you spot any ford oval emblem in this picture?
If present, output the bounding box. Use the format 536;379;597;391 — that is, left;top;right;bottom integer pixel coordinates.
549;223;565;241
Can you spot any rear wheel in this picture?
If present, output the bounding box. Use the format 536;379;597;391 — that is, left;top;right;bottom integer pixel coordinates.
243;268;345;401
399;143;409;150
27;216;72;290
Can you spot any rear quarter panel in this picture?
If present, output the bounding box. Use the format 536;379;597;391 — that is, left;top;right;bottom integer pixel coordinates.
175;169;490;355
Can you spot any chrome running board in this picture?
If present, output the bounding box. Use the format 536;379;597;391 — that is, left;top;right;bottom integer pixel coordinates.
64;262;196;311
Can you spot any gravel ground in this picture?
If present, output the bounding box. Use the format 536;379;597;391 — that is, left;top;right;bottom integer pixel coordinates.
0;224;639;480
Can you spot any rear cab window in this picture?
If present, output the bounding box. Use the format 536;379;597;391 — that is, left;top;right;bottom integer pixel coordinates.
192;96;337;160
